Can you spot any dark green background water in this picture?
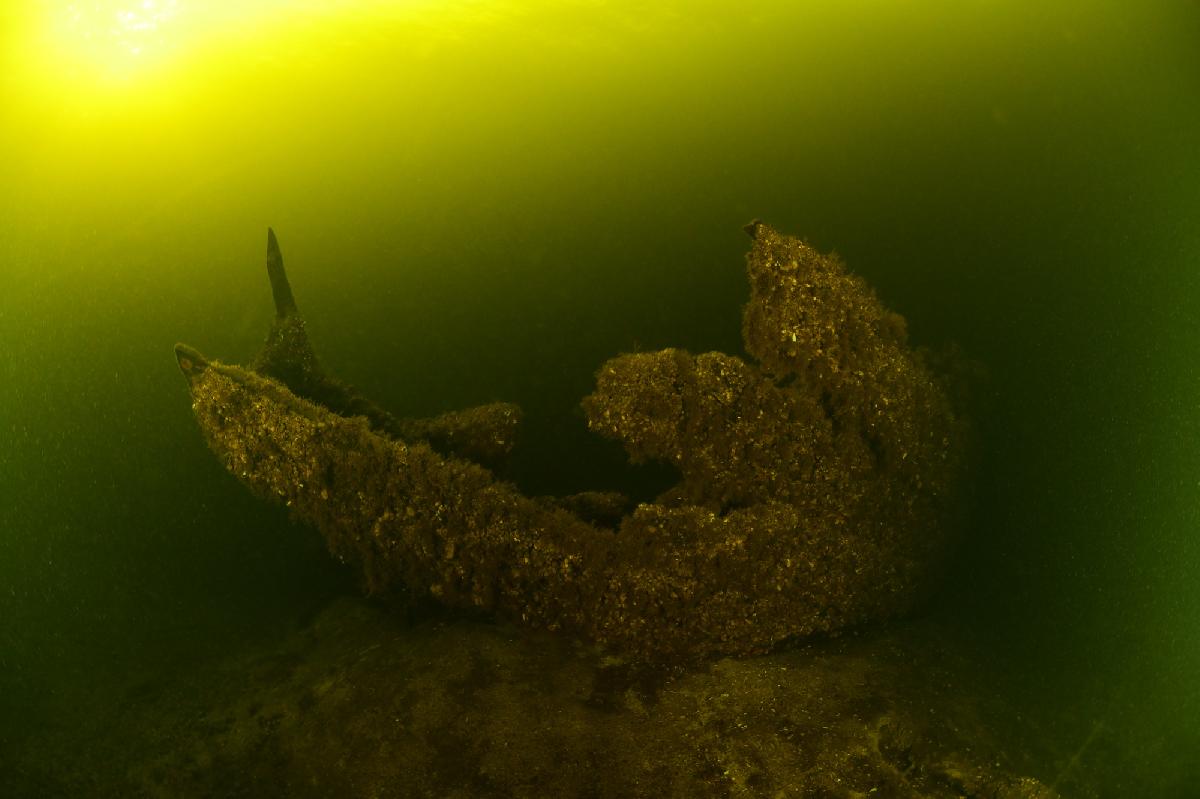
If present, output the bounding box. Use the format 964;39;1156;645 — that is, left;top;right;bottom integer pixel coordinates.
2;1;1198;791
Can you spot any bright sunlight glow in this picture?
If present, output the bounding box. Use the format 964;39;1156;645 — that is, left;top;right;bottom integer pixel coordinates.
40;0;218;88
63;0;182;61
12;0;445;100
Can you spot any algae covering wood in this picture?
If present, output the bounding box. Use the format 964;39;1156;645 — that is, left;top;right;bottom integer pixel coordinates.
175;223;971;660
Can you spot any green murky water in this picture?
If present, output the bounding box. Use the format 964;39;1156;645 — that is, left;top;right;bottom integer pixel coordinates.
2;1;1198;794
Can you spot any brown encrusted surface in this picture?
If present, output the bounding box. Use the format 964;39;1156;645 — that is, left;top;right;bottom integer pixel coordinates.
179;223;970;660
582;222;969;611
586;224;965;518
387;401;524;466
